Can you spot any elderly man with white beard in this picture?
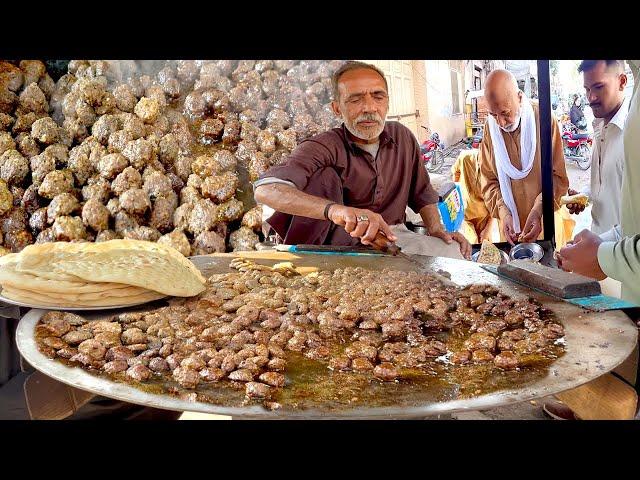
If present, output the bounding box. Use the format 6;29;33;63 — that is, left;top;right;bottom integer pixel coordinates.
254;61;471;259
478;69;570;245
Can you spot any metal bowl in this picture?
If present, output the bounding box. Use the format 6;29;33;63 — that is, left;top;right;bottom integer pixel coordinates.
471;250;510;265
509;242;544;262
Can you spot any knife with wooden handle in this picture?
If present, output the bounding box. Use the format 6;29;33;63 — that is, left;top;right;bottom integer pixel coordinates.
277;232;419;265
368;231;423;267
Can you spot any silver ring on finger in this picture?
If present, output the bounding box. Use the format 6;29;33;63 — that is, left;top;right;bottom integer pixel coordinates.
356;215;369;222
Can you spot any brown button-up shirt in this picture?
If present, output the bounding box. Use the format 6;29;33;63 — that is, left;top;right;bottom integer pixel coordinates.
259;122;439;230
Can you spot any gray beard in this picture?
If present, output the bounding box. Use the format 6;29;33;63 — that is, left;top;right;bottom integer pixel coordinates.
500;114;521;133
344;119;386;141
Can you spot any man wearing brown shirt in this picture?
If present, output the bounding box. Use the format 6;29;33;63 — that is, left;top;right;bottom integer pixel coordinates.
254;61;471;259
479;69;569;245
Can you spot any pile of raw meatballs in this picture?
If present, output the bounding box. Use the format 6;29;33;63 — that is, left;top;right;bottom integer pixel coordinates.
0;60;343;256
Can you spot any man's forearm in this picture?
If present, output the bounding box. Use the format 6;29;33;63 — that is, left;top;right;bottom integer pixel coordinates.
254;183;333;220
418;203;445;233
532;192;544;215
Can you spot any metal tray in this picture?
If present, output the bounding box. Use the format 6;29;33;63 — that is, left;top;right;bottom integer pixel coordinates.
16;253;639;419
0;292;167;311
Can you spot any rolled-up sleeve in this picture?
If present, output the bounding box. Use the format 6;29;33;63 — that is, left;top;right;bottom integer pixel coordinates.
257;140;334;190
408;139;439;212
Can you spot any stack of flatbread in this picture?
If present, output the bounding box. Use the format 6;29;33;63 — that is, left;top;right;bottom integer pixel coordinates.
0;240;206;308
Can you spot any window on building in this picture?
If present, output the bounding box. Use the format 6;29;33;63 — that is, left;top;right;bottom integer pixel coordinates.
450;70;461;114
474;67;482;89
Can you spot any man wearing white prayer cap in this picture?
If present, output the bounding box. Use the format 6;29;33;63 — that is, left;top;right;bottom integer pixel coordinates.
478;69;570;245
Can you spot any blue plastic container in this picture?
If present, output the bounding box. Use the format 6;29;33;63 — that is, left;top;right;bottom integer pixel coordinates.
437;184;465;233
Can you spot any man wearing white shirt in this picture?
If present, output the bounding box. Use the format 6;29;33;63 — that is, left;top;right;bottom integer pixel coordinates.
547;61;640;420
566;60;628;242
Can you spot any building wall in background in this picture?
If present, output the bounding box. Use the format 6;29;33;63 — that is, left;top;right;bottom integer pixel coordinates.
422;60;466;147
359;60;516;145
362;60;425;140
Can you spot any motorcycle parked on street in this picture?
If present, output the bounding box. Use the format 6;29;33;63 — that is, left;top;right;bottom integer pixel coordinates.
420;126;445;173
463;126;484;149
561;123;592;170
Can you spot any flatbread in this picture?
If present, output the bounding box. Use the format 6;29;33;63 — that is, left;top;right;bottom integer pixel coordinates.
477;240;503;265
0;261;147;294
560;193;589;206
12;240;206;296
1;286;165;307
1;282;152;300
0;251;83;282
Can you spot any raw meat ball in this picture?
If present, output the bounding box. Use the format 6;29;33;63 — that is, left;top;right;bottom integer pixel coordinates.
47;193;80;222
201;171;238;204
122;138;153;169
0;62;24;92
192;230;226;255
143;171;173;199
113;84;137;112
215;198;244;223
123;225;161;242
114;210;139;236
106;198;120;216
121;114;146;140
107;130;133;153
5;230;33;252
158;133;179;165
229;226;259;252
149;193;177;233
0;113;15;131
15;133;41;158
91;114;119;145
257;130;276;154
241;206;263;232
158;229;191;256
111;166;142;196
0;150;29;185
187;199;218;236
134;97;160;124
43;144;69;167
52;215;87;241
28;207;47;233
30;151;56;187
97;153;128;179
82;198;110;232
35;227;56;243
248;152;270;182
18;83;48;114
81;177;111;203
68;146;95;186
119;188;151;215
20;184;41;215
179;186;201;206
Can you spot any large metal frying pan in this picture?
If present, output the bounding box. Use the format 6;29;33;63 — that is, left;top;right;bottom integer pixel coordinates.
16;253;638;419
